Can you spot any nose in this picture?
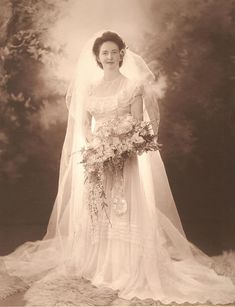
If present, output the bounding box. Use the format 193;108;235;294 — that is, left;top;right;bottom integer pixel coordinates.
107;53;113;60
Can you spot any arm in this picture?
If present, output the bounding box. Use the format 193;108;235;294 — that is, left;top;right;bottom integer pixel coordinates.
83;110;93;143
131;95;143;121
144;85;160;137
146;99;160;136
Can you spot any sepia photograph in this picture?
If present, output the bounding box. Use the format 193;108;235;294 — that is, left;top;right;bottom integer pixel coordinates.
0;0;235;306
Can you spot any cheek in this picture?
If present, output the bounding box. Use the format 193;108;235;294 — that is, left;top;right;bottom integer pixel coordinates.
114;54;121;62
98;55;104;61
98;56;106;65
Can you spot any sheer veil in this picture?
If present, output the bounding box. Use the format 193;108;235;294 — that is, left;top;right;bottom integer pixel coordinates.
0;30;218;297
50;29;194;257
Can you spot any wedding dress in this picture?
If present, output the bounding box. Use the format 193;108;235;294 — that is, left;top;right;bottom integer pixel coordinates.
62;74;235;304
0;32;235;305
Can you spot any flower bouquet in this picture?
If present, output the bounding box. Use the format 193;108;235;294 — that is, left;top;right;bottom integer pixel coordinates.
80;114;161;224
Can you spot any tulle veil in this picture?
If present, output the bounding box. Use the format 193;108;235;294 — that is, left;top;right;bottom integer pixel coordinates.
0;29;225;298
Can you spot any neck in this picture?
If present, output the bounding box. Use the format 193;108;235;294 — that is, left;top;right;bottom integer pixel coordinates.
103;70;122;81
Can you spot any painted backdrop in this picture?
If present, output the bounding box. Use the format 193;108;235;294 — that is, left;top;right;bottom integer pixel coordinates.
0;0;234;255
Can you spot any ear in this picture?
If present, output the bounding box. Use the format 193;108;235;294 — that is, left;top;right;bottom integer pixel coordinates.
120;49;125;59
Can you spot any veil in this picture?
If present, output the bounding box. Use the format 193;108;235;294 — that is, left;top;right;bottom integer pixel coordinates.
52;29;190;248
0;30;215;298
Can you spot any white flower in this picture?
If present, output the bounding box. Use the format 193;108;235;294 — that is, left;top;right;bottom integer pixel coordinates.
116;118;134;134
140;121;147;128
96;145;104;156
125;138;134;150
90;137;102;149
112;136;121;146
104;145;115;158
121;144;130;152
131;133;144;144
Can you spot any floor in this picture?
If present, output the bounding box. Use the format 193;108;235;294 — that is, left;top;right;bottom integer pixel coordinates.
0;224;234;306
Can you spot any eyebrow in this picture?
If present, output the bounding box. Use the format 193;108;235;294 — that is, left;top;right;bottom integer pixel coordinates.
101;49;118;52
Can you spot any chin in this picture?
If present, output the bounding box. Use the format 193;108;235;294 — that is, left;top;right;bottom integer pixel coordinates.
106;63;118;68
105;67;118;72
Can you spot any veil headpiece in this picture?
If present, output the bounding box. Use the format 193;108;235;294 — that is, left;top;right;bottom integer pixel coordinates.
65;30;160;122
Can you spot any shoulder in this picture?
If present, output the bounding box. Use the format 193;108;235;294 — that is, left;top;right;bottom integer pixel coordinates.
123;78;144;99
116;78;144;109
87;80;101;96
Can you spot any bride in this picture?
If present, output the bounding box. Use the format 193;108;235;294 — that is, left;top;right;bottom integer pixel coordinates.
0;30;235;305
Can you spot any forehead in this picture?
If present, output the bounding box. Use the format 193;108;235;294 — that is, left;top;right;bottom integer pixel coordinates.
99;41;119;52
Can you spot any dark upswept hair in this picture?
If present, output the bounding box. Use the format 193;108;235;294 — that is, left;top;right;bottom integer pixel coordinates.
92;31;126;69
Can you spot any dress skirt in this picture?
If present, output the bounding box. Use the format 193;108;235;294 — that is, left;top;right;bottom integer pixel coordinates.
66;151;235;304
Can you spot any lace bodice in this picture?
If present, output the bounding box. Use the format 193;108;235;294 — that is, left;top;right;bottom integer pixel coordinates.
85;75;143;129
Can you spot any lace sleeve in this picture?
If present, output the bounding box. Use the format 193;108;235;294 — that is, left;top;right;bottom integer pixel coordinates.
132;83;144;99
118;82;144;108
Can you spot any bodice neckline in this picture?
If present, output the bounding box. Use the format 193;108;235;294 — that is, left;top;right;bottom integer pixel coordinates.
89;75;128;99
101;73;125;83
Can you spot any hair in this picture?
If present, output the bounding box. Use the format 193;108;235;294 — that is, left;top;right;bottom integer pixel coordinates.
92;31;126;69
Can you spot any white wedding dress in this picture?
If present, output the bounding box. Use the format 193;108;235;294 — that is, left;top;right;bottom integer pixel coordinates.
0;74;235;305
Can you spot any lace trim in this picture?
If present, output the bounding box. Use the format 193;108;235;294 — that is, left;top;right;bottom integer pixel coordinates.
89;220;166;255
86;83;144;114
22;273;235;306
91;221;144;246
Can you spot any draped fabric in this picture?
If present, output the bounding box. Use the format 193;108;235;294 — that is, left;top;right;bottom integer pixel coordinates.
0;29;235;303
1;74;235;304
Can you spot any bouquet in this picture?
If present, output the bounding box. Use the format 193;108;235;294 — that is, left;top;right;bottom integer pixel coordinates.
80;114;161;224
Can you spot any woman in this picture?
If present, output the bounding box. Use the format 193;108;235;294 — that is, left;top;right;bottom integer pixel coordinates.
0;30;235;305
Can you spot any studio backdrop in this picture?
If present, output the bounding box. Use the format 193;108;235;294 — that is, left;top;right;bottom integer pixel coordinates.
0;0;234;256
